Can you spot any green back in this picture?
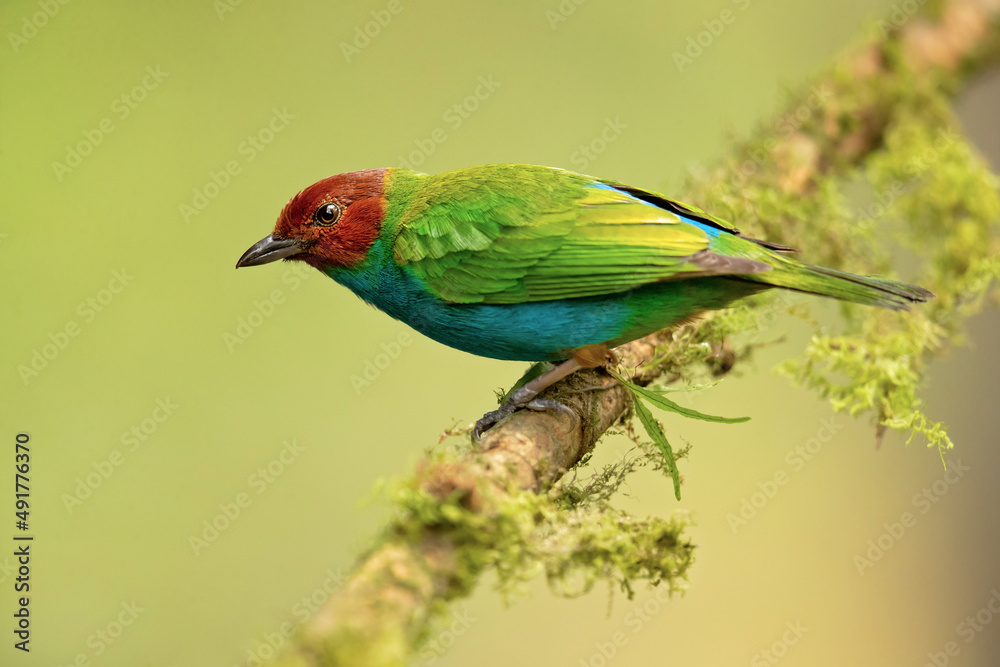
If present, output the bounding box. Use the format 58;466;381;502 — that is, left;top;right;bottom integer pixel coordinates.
387;164;749;304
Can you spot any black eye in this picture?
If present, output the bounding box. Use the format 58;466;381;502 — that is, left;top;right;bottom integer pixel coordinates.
313;203;342;227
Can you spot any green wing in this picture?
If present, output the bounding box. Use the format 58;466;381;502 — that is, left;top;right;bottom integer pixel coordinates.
393;164;769;304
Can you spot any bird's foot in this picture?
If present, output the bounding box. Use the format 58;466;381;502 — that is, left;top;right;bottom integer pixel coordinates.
473;386;536;441
473;387;576;441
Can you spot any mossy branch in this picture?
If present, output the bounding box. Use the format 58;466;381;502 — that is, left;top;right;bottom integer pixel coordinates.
272;2;1000;664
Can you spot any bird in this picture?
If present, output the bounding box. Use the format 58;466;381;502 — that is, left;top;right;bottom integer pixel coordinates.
236;164;932;437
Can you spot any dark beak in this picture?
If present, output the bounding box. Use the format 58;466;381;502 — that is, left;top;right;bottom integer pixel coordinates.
236;234;308;268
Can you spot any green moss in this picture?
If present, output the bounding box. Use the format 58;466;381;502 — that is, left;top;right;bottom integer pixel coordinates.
672;32;999;457
778;93;995;455
350;427;698;663
384;445;695;604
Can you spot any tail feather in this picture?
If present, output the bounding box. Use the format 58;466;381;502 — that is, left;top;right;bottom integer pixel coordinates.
743;262;934;311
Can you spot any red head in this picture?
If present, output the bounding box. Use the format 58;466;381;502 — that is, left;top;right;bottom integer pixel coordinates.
236;169;387;271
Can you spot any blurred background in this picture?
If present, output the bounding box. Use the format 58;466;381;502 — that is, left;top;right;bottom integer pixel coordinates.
2;1;998;665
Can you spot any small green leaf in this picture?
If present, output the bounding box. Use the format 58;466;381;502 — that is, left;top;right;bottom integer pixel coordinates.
633;396;681;500
606;370;750;499
610;371;750;424
644;380;722;394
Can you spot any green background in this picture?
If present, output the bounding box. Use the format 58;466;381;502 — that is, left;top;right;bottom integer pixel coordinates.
2;1;999;665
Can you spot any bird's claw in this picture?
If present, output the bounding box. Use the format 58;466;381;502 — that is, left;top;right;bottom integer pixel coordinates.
473;386;536;441
473;389;577;442
472;410;506;442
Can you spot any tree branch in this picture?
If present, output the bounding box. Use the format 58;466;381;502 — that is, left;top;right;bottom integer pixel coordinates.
278;331;678;666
